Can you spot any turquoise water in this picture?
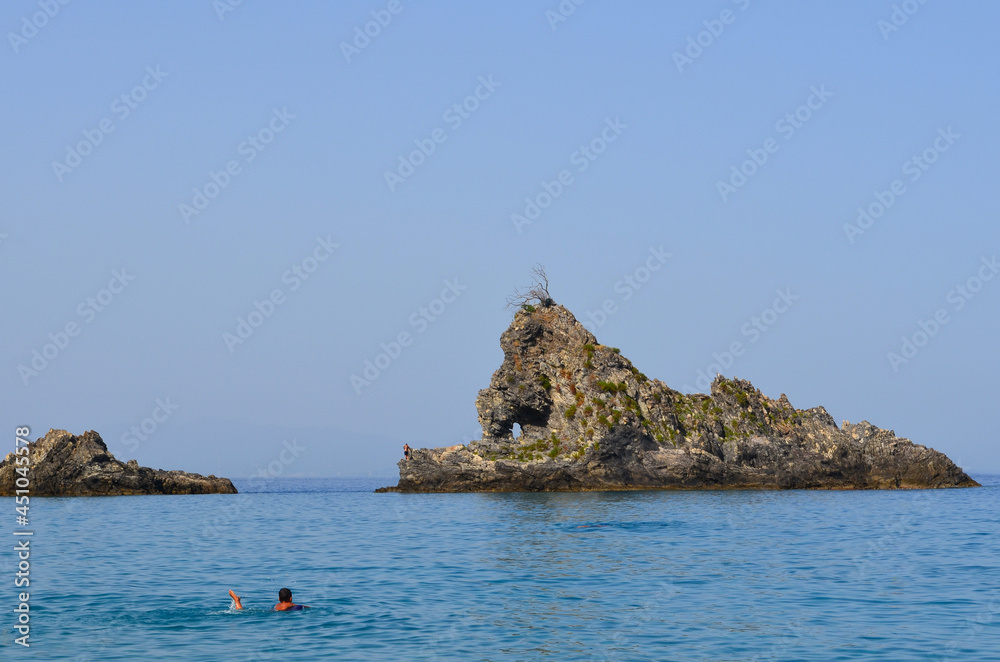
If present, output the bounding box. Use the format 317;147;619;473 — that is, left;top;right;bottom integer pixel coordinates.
3;476;998;661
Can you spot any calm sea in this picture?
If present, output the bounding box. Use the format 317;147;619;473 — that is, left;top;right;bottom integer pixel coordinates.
3;475;998;661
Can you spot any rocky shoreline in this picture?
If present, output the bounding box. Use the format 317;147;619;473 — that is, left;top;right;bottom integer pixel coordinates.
0;429;237;496
378;303;977;493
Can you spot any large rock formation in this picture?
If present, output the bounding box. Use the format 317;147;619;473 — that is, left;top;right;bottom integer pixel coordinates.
0;429;237;496
380;304;978;492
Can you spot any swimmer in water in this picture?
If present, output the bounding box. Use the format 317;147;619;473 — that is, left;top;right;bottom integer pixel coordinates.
229;588;309;611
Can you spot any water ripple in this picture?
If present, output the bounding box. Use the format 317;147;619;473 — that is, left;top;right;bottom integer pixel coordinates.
2;476;997;660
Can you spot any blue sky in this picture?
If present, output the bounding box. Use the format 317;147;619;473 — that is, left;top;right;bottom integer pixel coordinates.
3;1;998;477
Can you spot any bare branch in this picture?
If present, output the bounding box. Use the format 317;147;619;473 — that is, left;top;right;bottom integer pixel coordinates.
505;264;554;310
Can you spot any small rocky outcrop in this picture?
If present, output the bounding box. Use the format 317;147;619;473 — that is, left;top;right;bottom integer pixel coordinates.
0;429;237;496
379;304;978;492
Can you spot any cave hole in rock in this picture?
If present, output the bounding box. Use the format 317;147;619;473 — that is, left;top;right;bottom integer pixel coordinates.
512;423;522;439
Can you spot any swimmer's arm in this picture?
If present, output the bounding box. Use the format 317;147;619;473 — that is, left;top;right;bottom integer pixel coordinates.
228;590;244;610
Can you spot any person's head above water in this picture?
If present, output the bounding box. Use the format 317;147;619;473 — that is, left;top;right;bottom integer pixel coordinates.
228;587;308;611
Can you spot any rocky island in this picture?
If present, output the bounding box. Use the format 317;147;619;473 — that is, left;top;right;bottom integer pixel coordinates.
380;300;978;492
0;429;237;496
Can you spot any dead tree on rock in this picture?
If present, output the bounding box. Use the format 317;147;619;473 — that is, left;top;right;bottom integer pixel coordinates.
506;264;554;310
